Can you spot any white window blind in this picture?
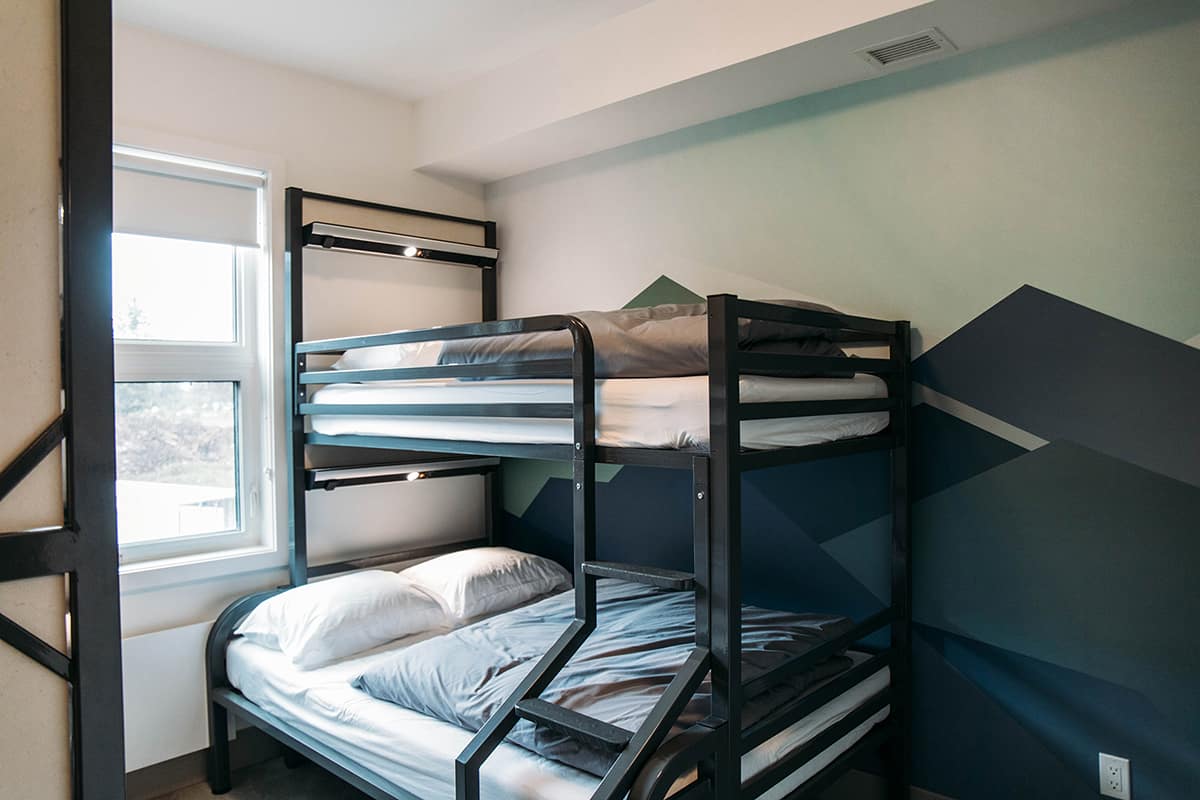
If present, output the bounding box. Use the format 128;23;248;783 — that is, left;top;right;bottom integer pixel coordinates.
113;148;263;247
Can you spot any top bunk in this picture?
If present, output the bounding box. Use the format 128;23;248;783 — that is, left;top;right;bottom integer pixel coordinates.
285;189;910;473
293;298;909;471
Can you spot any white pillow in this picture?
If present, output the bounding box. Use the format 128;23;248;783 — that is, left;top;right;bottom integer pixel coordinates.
234;570;448;669
401;547;571;621
332;338;443;372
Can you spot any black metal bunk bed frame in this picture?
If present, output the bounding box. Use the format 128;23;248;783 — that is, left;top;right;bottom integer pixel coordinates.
0;2;126;797
206;188;912;800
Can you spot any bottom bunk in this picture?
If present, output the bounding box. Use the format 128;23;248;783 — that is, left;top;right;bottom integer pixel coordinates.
212;572;893;800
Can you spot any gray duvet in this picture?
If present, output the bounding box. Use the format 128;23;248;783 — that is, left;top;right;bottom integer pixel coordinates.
353;579;853;776
439;300;851;379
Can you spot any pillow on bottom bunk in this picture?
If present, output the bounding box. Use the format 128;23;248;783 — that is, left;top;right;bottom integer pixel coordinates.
235;570;448;669
399;546;572;621
352;579;854;776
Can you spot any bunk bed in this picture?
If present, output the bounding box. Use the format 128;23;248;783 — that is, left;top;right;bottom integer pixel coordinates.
205;188;912;800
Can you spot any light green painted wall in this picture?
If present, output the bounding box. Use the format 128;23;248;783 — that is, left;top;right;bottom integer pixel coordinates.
487;0;1200;354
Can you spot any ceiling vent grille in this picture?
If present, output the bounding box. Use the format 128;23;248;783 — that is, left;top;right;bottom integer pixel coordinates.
857;28;956;69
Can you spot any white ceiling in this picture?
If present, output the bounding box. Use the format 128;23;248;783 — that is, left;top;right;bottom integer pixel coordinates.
113;0;656;100
116;0;1136;182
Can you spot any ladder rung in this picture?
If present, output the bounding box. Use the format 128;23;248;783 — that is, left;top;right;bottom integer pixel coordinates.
514;698;633;752
581;561;695;590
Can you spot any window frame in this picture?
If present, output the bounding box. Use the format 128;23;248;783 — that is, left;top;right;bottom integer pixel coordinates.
112;143;277;569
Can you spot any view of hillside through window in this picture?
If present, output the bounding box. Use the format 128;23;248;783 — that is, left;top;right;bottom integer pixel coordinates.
112;233;243;546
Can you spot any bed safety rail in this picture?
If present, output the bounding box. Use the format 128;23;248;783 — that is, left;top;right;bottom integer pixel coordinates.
740;607;897;699
294;314;596;464
713;295;911;473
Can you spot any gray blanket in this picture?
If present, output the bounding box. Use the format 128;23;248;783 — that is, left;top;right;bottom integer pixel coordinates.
353;579;853;776
439;300;850;379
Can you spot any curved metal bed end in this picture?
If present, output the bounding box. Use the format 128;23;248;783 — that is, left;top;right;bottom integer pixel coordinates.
556;313;595;358
630;720;725;800
205;588;283;793
206;589;281;690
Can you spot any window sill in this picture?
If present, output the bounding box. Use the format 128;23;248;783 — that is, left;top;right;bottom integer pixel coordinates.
119;541;286;595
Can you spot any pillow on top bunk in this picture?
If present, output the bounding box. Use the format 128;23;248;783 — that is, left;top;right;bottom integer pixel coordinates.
400;547;571;621
331;339;442;373
235;570;448;669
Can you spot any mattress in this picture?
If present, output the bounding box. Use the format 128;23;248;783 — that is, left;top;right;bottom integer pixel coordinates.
309;374;889;450
226;632;889;800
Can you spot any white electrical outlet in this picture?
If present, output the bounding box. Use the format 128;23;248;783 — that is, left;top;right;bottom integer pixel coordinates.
1099;753;1130;799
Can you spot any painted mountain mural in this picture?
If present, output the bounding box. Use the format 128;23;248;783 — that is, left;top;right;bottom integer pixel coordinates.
498;279;1200;798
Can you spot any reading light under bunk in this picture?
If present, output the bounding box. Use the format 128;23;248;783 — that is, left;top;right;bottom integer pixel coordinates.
305;457;499;491
303;221;498;268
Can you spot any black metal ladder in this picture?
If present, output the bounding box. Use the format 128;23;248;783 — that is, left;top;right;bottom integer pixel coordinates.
455;455;715;800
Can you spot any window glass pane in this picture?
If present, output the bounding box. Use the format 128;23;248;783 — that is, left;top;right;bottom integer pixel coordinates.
112;233;237;342
115;382;240;545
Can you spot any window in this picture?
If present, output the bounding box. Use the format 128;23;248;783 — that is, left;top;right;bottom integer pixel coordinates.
112;147;270;564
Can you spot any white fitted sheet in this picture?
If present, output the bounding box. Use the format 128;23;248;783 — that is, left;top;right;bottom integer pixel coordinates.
310;374;889;450
227;633;889;800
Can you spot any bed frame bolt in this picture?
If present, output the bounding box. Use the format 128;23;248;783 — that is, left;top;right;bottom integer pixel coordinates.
576;483;582;490
697;491;704;500
575;442;581;450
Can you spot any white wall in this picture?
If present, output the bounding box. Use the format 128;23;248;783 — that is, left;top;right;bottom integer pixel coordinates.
113;23;490;771
0;1;71;798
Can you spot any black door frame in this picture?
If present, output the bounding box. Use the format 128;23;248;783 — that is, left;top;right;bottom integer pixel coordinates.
0;0;126;796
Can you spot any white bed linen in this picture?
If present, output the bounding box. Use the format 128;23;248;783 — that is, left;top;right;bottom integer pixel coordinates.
310;374;889;450
226;634;889;800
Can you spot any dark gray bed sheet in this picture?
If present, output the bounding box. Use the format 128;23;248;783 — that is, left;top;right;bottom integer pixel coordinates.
354;579;853;776
438;300;852;379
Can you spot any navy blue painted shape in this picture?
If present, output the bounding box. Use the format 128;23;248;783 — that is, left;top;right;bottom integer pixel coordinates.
817;404;1027;606
502;463;885;618
911;628;1095;800
740;477;885;619
915;439;1200;744
921;624;1200;800
744;450;889;544
914;284;1200;487
504;465;695;576
911;403;1026;500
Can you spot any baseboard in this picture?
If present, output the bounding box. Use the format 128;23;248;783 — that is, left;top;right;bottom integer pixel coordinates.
821;769;955;800
125;727;283;800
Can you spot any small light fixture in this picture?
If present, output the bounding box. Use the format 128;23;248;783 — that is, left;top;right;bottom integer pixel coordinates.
405;471;425;482
402;245;419;257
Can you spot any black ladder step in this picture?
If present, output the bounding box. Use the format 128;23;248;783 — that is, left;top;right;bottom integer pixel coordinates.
582;561;695;590
514;698;633;752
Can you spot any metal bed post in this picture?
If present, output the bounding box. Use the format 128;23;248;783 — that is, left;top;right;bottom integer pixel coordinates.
706;294;741;798
572;330;598;625
284;187;310;587
482;220;498;322
481;218;499;544
886;321;913;799
691;454;717;792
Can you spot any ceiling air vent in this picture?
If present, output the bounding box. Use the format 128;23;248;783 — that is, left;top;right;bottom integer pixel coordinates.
857;27;956;69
